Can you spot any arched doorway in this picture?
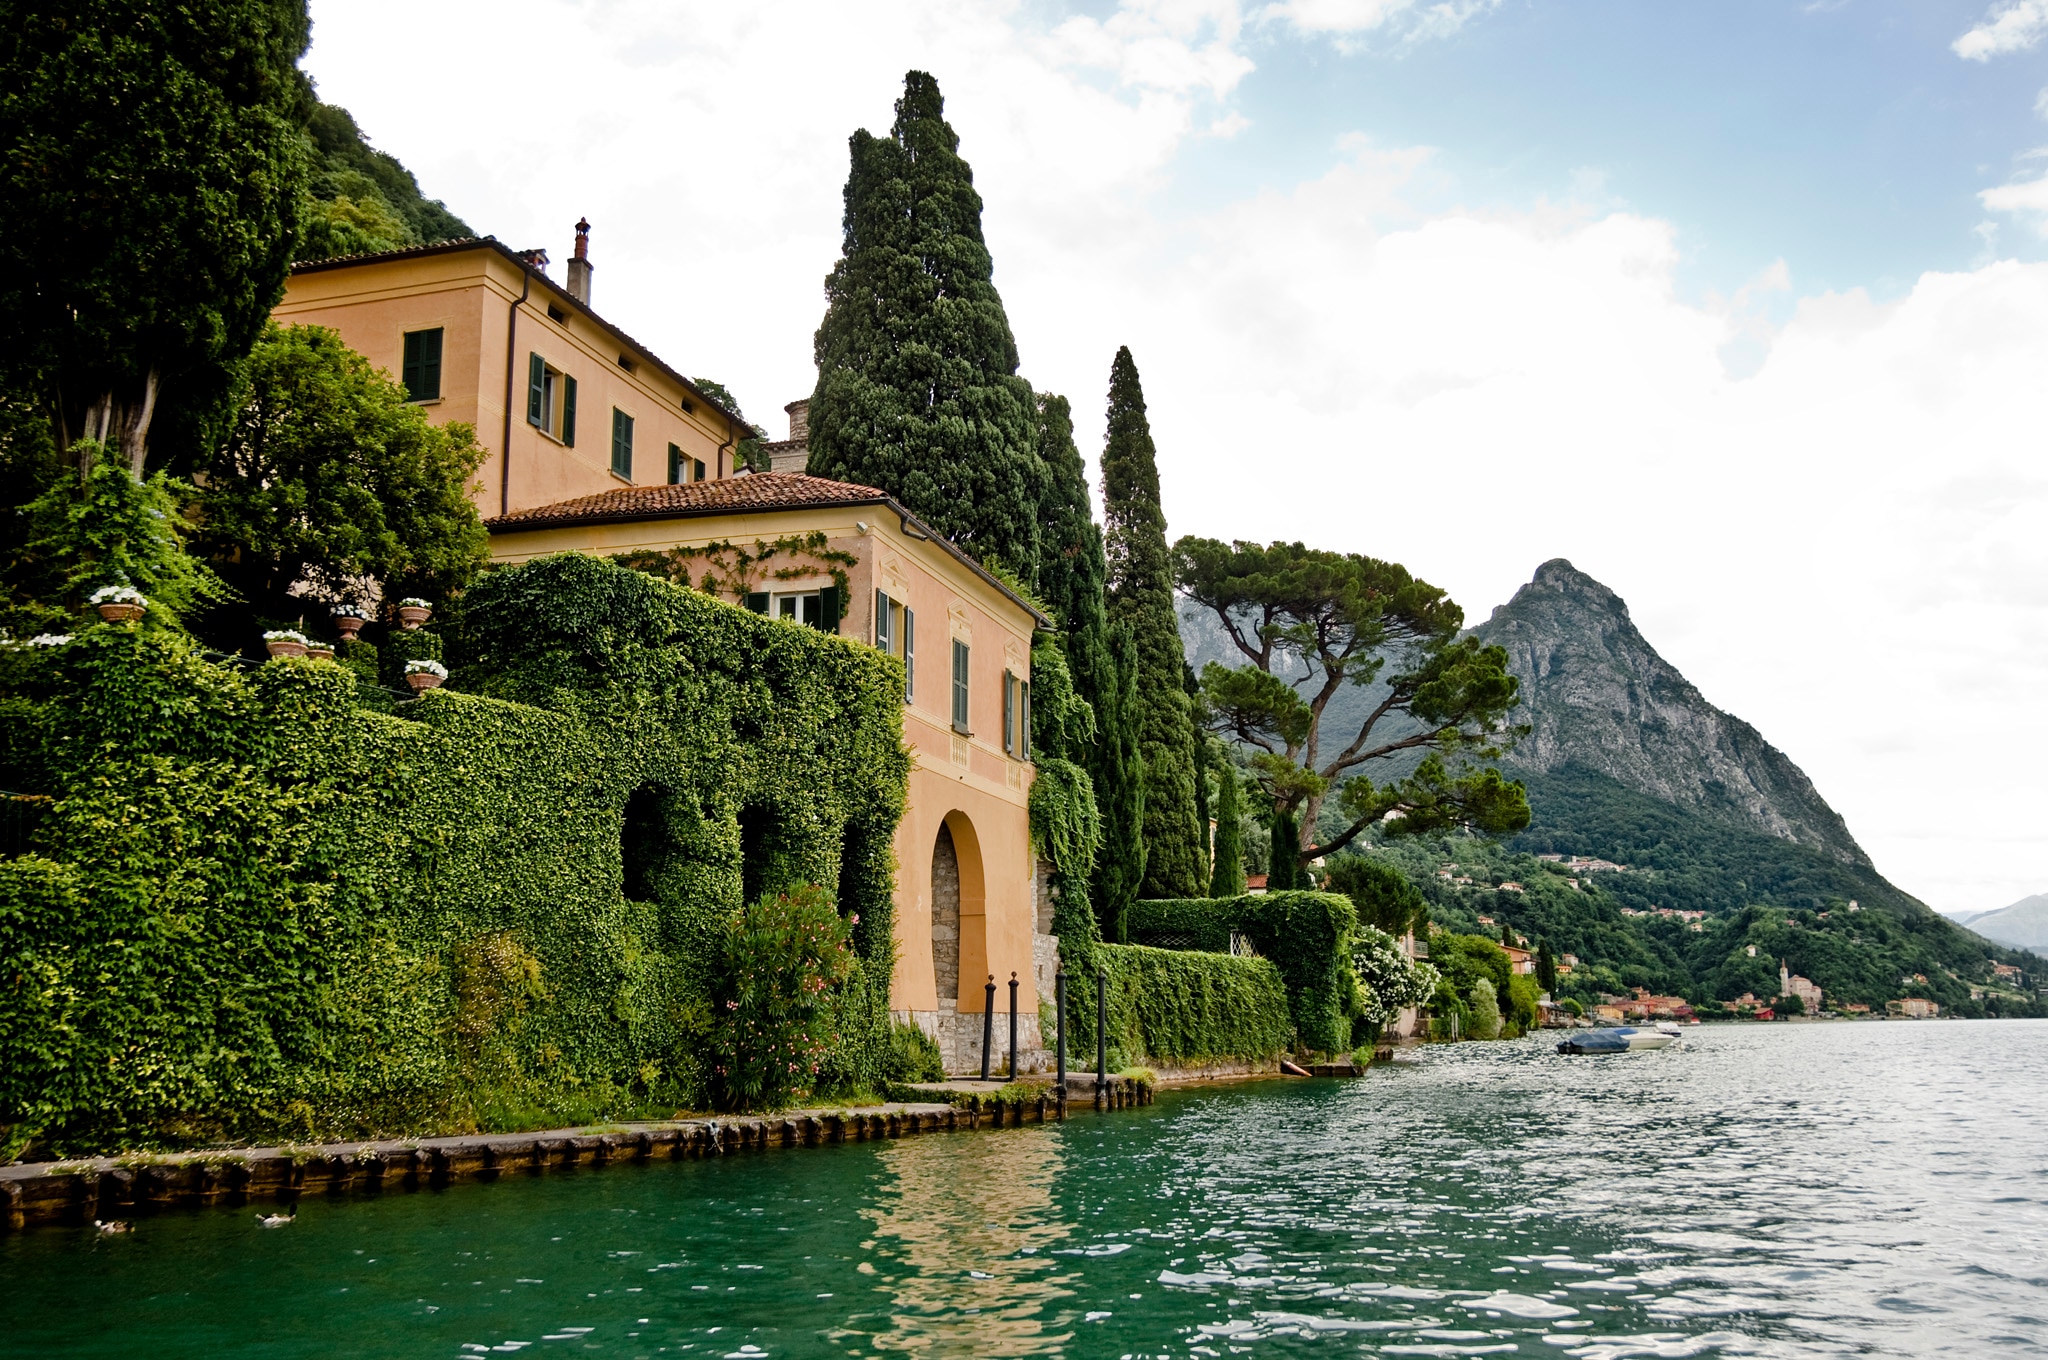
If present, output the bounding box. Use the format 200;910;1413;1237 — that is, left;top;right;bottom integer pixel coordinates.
932;811;989;1012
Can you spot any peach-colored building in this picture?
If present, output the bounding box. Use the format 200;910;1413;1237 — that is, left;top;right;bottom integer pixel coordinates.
276;228;751;519
487;474;1052;1073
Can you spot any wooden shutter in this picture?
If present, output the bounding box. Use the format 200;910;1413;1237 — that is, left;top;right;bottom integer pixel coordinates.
414;327;442;400
402;330;422;400
817;586;840;633
668;442;683;484
562;375;578;446
874;591;891;652
1021;681;1031;760
527;353;545;425
611;409;633;478
904;608;915;703
744;592;769;614
1002;670;1015;755
952;641;970;734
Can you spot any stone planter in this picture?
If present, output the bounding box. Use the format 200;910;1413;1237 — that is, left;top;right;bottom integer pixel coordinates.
96;602;144;624
397;606;432;631
265;638;308;660
405;670;443;693
334;615;366;641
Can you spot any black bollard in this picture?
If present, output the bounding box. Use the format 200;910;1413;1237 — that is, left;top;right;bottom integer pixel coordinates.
1096;966;1108;1094
1055;967;1067;1095
981;974;996;1081
1008;972;1019;1079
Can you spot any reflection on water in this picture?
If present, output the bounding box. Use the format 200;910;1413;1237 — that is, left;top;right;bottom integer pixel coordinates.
3;1020;2046;1358
858;1124;1075;1353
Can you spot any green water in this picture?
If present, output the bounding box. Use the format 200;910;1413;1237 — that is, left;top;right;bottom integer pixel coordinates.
6;1021;2046;1358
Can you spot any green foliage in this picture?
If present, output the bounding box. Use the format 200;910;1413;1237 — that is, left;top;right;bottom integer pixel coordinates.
1091;625;1146;942
1267;803;1308;891
1128;890;1360;1052
806;71;1045;578
1029;757;1102;944
1208;749;1246;898
1467;977;1503;1040
687;380;767;472
0;553;911;1154
1177;536;1529;872
1536;939;1558;992
299;101;471;262
1774;990;1806;1017
1028;635;1095;759
1351;924;1437;1026
0;0;312;474
1101;347;1205;898
1322;853;1429;938
192;322;488;640
711;887;857;1111
614;532;857;614
884;1021;945;1085
18;448;226;623
1059;941;1291;1068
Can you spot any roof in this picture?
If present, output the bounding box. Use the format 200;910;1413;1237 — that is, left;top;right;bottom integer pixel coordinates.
289;237;754;439
486;473;1054;627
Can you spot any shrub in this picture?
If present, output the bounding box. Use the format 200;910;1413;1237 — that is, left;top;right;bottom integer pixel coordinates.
885;1020;945;1084
710;886;856;1112
1352;924;1438;1025
1468;977;1503;1040
1128;891;1357;1051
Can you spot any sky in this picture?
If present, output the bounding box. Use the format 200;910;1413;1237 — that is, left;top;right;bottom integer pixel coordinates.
303;0;2048;919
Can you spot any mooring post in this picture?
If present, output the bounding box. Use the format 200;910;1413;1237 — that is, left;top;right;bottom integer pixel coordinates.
1096;966;1108;1104
1007;971;1019;1080
1054;966;1067;1096
981;974;996;1082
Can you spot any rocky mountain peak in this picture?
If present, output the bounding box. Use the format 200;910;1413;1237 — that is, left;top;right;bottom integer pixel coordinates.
1475;561;1869;868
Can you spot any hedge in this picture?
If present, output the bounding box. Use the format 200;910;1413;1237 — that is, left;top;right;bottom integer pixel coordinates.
1048;939;1292;1070
1128;891;1359;1052
0;553;909;1156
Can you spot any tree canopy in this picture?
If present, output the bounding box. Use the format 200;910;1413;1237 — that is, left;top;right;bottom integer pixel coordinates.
1102;348;1206;898
805;71;1044;578
0;0;313;475
189;323;488;639
297;100;472;262
1177;537;1530;874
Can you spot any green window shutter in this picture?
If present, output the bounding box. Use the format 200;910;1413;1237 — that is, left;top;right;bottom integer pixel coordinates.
744;592;769;614
904;608;915;704
611;409;633;478
874;591;891;652
952;640;970;734
527;353;545;425
668;442;683;484
417;327;442;400
1021;680;1031;760
562;375;578;447
694;459;707;482
402;330;422;400
817;586;841;633
1002;669;1015;755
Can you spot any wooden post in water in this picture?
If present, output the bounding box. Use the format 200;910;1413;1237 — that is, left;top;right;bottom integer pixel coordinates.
1054;967;1067;1094
1096;967;1108;1106
1007;971;1019;1080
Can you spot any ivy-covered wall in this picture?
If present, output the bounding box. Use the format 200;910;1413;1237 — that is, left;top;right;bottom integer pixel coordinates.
1128;892;1360;1053
0;553;909;1157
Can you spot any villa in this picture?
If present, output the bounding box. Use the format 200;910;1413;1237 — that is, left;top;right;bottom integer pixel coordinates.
277;227;1051;1073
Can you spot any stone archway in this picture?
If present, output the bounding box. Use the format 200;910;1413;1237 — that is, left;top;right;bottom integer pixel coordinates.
930;811;990;1071
931;822;961;1013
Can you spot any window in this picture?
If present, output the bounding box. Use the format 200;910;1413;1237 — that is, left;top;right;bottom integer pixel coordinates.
401;328;442;401
749;590;840;633
1003;671;1031;759
611;408;634;479
526;354;577;446
617;354;637;374
876;592;913;704
952;640;970;734
874;590;892;654
776;592;825;628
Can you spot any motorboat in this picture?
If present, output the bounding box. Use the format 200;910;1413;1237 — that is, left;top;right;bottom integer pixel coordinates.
1556;1026;1676;1055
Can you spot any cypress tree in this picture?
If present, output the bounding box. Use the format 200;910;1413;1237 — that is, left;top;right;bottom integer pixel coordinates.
1268;803;1307;892
1536;940;1558;994
806;71;1044;577
1092;623;1146;943
1188;662;1210;884
1209;749;1246;898
1100;347;1205;898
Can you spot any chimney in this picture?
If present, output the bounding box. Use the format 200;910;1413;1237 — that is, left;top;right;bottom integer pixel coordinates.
785;399;809;443
567;217;593;305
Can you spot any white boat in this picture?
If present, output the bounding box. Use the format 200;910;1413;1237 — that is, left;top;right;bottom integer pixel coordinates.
1555;1025;1676;1055
1624;1026;1677;1050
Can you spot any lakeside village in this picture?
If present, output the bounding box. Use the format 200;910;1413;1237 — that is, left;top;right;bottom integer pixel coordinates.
0;50;2023;1197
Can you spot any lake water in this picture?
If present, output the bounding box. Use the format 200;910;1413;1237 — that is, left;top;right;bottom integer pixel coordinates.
5;1020;2046;1358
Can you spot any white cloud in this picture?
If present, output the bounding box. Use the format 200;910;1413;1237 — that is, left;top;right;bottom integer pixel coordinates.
1952;0;2048;60
305;0;2048;915
1980;168;2048;234
1259;0;1500;46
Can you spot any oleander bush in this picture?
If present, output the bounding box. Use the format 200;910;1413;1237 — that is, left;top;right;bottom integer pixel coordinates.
0;552;909;1156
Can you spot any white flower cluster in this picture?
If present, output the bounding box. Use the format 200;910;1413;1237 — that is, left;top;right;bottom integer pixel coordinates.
88;584;147;606
398;597;431;609
263;629;310;644
405;658;449;678
331;604;367;618
2;632;75;650
1352;925;1440;1025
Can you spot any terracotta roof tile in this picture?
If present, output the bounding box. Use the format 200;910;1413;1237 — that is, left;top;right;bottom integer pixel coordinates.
486;473;893;530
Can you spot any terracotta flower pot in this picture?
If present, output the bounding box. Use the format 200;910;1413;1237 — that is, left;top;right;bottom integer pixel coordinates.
96;602;144;624
265;638;308;660
334;615;366;641
305;644;336;662
405;670;444;692
397;605;432;631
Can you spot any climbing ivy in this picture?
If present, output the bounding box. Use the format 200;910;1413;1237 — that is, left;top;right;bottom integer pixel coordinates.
0;552;910;1155
1128;891;1360;1053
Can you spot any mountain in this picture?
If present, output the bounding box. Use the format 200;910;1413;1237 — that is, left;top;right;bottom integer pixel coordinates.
1954;895;2048;952
1470;559;1866;866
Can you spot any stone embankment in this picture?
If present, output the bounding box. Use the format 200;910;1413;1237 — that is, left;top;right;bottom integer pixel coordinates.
0;1078;1154;1234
